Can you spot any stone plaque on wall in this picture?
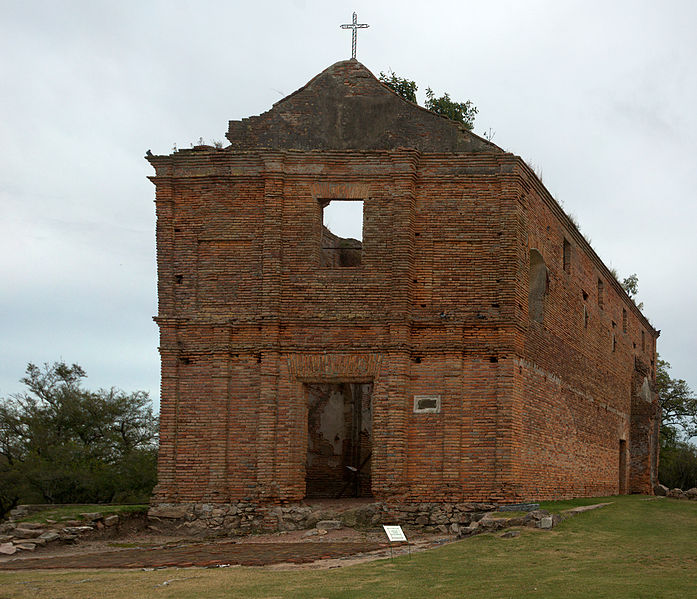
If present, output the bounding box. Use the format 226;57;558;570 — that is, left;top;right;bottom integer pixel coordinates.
413;395;441;414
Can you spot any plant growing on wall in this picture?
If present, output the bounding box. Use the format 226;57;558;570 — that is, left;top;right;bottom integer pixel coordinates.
378;70;478;130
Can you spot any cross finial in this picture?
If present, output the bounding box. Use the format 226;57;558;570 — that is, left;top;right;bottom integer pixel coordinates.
340;12;369;60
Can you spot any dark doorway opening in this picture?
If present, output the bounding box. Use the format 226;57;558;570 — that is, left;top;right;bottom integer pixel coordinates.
305;382;372;498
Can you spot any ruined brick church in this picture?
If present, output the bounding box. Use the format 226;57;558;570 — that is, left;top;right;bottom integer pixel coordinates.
147;60;660;524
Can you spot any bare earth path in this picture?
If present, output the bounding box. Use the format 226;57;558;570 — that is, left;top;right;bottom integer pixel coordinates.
0;525;440;571
0;540;390;569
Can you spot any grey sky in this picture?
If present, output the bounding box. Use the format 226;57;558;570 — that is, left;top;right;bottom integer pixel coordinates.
1;0;695;409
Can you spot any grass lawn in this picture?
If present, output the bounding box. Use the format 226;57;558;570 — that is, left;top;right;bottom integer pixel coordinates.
17;504;148;524
1;495;696;598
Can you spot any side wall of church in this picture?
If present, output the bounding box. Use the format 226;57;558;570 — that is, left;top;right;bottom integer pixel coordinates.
509;161;659;499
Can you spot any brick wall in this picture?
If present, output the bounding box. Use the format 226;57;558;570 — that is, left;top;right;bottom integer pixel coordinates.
510;161;659;499
147;60;659;506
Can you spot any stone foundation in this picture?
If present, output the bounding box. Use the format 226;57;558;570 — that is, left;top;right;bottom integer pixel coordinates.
147;501;541;535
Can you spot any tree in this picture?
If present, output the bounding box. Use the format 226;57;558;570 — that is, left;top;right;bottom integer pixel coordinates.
424;88;478;130
657;358;697;489
378;71;417;103
613;271;644;310
0;362;158;518
656;358;697;437
659;426;697;490
621;273;639;298
378;71;478;130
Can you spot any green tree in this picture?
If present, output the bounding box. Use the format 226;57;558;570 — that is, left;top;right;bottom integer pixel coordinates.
0;362;158;518
657;358;697;436
621;273;639;297
659;426;697;490
425;88;478;130
657;358;697;489
613;271;643;309
378;71;417;103
378;71;478;130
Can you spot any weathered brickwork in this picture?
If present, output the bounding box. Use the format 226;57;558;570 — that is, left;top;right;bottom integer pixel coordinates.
147;60;659;516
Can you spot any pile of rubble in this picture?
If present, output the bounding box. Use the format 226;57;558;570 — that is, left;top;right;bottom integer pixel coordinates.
654;484;697;500
457;509;562;538
0;510;120;556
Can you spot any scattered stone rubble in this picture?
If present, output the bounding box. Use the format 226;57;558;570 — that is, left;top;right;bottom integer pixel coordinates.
654;483;697;500
0;506;122;556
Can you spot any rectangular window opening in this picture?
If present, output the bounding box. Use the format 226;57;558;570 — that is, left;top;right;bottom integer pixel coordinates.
641;330;645;352
320;200;364;267
597;278;604;309
563;238;571;273
622;309;628;333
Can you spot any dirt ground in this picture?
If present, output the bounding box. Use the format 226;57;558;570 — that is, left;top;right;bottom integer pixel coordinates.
0;524;453;571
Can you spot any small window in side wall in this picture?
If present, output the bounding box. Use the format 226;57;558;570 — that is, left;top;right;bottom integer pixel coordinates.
320;200;364;267
563;238;571;273
413;395;441;414
528;249;548;323
612;332;617;352
622;308;628;333
597;278;604;309
583;305;589;329
641;330;645;351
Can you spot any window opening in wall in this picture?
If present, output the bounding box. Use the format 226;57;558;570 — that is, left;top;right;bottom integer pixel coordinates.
583;306;589;329
612;332;617;352
528;249;548;323
320;200;364;267
623;308;628;333
597;278;604;309
563;238;571;273
641;330;645;351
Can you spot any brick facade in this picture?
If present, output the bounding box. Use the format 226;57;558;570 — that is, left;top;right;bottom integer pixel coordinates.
147;60;659;510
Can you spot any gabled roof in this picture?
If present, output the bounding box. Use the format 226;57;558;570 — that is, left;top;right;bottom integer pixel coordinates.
226;59;500;153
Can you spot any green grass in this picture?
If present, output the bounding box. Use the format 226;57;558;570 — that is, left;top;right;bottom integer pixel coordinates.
17;504;148;524
1;495;696;598
538;495;618;513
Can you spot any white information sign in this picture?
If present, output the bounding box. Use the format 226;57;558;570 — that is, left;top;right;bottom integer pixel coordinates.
382;525;407;543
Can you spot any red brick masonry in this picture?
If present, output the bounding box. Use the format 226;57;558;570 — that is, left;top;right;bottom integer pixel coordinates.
146;60;659;515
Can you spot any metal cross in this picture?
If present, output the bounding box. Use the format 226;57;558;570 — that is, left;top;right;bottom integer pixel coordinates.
340;12;369;60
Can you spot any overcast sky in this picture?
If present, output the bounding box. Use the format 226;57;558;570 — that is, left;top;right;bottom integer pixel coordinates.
1;0;695;409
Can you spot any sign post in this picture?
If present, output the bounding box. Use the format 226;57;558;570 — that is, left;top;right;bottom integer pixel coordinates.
382;524;410;559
